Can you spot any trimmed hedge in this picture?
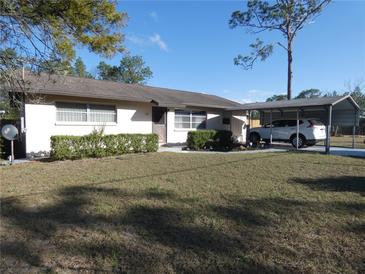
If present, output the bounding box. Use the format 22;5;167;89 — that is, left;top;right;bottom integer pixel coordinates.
50;132;159;160
187;130;233;151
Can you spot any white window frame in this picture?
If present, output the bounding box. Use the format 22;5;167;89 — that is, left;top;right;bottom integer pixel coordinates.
174;109;207;130
55;102;117;126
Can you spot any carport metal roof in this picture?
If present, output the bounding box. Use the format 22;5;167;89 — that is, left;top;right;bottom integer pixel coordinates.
229;95;360;111
229;95;360;155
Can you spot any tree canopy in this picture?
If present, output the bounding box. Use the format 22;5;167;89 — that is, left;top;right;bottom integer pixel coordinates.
38;54;74;75
295;89;322;99
267;85;365;110
266;94;287;102
348;85;365;110
97;62;120;82
73;58;93;78
97;55;153;84
230;0;331;99
0;0;127;94
37;56;93;78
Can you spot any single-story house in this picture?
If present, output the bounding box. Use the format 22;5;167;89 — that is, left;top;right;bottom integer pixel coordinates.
3;73;359;158
11;73;247;156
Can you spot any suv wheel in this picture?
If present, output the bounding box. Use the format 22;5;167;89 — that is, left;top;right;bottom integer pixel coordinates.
291;135;306;148
249;132;261;146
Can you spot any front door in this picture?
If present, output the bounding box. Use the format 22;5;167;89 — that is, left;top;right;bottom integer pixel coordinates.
152;107;167;143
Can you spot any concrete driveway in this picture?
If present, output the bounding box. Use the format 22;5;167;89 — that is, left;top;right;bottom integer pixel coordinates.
158;146;287;154
159;144;365;158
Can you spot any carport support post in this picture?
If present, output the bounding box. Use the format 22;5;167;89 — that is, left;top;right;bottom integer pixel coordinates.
10;140;14;165
352;110;357;149
248;110;251;129
269;109;273;145
296;109;299;150
247;110;251;145
325;105;333;154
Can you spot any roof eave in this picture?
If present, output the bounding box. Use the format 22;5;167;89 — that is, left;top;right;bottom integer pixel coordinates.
183;103;240;110
332;95;360;110
26;89;153;104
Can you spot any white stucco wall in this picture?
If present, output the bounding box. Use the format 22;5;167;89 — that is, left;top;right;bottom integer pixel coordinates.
231;114;247;143
166;108;233;144
25;95;247;152
25;96;152;153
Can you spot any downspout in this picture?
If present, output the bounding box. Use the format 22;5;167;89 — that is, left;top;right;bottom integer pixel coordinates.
296;109;299;150
21;66;27;157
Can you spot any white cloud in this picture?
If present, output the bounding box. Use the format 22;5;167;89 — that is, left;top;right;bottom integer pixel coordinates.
126;34;146;46
149;34;168;52
228;98;254;104
227;89;275;104
221;95;248;104
245;89;274;100
126;33;169;52
239;98;254;104
247;89;262;94
149;11;158;22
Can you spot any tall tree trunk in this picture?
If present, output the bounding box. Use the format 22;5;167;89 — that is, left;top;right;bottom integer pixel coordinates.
287;42;293;100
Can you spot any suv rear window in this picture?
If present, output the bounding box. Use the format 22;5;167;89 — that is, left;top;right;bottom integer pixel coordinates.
267;120;303;127
286;120;303;127
309;119;324;125
271;121;282;127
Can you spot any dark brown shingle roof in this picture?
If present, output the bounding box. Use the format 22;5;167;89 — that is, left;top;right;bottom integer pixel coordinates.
22;73;241;109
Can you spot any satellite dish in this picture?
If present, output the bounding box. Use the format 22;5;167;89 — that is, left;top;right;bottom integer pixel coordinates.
1;124;18;141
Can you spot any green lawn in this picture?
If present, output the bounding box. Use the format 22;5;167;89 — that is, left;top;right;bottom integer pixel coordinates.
1;152;364;273
316;135;365;149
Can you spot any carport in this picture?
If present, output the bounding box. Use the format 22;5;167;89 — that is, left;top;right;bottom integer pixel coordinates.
230;95;360;154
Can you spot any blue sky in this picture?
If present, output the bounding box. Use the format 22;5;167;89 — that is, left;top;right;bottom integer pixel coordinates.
77;0;365;103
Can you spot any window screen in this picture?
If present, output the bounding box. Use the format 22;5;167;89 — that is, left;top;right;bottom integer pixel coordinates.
89;104;116;122
174;109;206;129
56;103;87;122
56;103;116;123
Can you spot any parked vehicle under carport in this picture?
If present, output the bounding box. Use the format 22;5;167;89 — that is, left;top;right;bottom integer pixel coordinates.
249;119;326;148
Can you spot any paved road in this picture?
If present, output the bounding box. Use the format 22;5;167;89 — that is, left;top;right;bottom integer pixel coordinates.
302;146;365;157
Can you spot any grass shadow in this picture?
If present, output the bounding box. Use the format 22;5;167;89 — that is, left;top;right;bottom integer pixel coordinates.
290;176;365;195
3;153;285;201
1;183;364;273
1;241;42;267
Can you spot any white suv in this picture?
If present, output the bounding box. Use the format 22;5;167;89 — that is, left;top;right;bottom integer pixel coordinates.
249;119;326;148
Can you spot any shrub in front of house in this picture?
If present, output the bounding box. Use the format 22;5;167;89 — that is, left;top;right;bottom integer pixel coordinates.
187;130;233;151
50;132;159;160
